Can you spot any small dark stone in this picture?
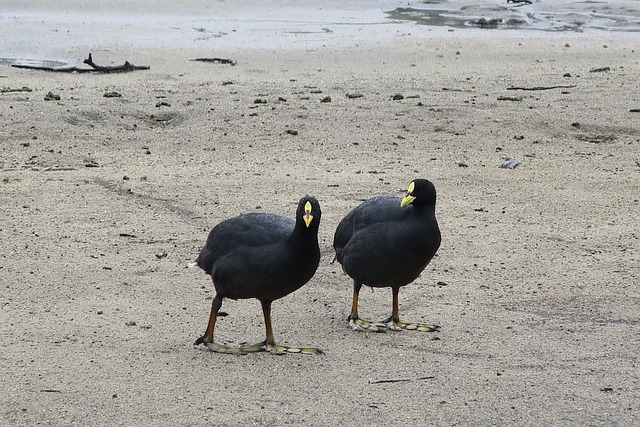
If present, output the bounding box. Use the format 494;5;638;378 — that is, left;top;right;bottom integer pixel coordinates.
44;91;60;101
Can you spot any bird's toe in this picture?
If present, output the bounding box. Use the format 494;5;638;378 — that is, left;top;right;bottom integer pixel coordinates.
266;343;323;355
348;317;387;333
382;318;440;332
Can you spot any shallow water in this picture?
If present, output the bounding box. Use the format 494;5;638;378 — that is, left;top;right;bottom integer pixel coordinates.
386;1;640;32
1;1;638;66
0;57;68;67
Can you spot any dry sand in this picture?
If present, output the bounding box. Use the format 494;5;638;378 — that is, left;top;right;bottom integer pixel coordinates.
1;1;639;426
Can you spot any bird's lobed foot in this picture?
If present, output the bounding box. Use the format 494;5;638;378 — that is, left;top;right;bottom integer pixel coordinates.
205;340;251;355
265;342;323;355
238;341;267;353
196;337;321;355
348;317;387;333
195;336;251;355
382;317;440;332
233;340;322;355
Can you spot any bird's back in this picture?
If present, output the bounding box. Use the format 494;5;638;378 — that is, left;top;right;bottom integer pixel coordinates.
196;211;320;300
333;196;404;259
195;212;293;275
334;196;440;288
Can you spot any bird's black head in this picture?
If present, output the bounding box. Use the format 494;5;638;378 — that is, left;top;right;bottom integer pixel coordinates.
297;195;321;230
400;179;437;208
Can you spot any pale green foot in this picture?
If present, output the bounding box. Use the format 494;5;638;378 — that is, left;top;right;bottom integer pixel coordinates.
382;317;440;332
239;340;323;355
204;340;251;355
195;335;250;355
348;317;387;333
237;341;267;353
266;342;323;355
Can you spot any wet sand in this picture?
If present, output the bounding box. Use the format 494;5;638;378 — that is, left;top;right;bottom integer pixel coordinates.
1;1;639;426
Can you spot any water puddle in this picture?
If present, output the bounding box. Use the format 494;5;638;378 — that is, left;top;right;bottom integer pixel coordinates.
386;3;640;32
0;58;68;68
386;7;526;30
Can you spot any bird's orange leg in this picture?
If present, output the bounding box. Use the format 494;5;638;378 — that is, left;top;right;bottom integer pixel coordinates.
381;287;440;332
194;294;248;354
240;300;323;355
194;294;222;345
348;281;386;332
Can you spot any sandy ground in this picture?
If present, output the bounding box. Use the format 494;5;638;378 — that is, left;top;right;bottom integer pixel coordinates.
1;1;639;426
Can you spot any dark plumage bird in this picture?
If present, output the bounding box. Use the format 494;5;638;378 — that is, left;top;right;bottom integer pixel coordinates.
333;179;441;332
191;196;322;354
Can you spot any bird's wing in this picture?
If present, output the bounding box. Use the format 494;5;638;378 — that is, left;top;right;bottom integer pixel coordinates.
195;212;293;274
333;196;404;251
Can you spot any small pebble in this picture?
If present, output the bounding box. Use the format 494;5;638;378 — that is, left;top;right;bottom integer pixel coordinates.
498;159;521;169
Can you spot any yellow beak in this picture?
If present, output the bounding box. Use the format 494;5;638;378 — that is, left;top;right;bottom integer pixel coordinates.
401;194;415;207
303;201;314;227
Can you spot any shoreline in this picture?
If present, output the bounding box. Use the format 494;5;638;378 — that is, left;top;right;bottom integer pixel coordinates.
2;1;639;62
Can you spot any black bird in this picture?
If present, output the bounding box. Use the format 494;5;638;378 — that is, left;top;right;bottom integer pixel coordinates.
333;179;441;332
191;196;322;354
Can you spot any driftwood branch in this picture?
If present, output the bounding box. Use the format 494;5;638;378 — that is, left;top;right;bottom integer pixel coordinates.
11;53;149;73
31;165;77;172
190;57;237;66
82;53;149;72
369;375;435;384
507;85;577;91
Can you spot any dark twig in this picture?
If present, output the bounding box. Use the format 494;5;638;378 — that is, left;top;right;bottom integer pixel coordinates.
11;53;149;73
11;64;80;72
369;375;435;384
507;85;577;91
190;57;237;66
82;53;149;72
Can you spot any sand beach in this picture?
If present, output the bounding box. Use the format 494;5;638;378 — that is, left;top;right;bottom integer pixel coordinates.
1;1;639;425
